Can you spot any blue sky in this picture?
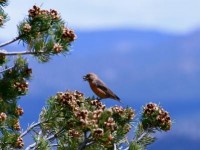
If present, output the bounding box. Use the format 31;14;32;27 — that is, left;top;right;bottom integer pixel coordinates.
1;0;200;39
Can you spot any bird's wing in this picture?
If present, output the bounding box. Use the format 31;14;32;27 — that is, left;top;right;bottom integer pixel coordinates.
95;80;120;100
95;80;109;93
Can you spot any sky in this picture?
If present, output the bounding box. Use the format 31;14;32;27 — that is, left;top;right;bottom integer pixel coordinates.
1;0;200;39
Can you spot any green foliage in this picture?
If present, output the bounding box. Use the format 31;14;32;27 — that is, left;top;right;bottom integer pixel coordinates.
134;124;156;149
0;0;8;7
0;1;8;27
38;90;135;150
141;103;171;131
0;3;77;148
0;56;31;149
34;137;50;150
0;56;31;100
129;102;172;150
0;130;22;149
17;5;76;62
129;141;143;150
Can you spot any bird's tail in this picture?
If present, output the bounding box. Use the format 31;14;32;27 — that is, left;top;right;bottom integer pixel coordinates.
114;95;123;104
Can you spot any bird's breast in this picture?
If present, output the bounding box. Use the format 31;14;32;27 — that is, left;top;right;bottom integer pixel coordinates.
89;82;107;98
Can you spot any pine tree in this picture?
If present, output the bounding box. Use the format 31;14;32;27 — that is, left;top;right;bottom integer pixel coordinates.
0;1;172;149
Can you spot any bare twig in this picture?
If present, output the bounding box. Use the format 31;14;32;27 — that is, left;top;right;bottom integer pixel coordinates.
86;141;94;147
0;50;45;56
77;138;91;150
20;122;42;138
0;36;21;48
21;119;51;138
114;143;117;150
77;132;91;150
0;23;53;48
136;131;147;142
25;128;63;150
50;143;59;147
0;66;14;73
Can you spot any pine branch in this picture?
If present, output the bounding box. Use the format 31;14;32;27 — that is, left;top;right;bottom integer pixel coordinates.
20;121;43;138
0;36;21;48
0;65;14;73
0;50;45;56
77;132;90;150
50;143;58;147
86;141;95;147
134;129;156;149
131;123;156;150
25;128;63;150
136;131;147;142
114;143;117;150
0;23;52;48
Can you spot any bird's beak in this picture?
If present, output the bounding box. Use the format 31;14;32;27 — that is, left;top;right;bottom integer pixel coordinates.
83;75;87;81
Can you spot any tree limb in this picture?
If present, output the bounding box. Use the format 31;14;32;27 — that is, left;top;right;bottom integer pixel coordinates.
77;132;92;150
25;128;63;150
0;36;21;48
50;144;58;147
20;122;42;138
0;50;45;56
0;66;14;73
136;131;147;142
0;22;53;48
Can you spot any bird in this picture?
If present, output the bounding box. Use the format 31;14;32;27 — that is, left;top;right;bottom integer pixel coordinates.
83;72;121;102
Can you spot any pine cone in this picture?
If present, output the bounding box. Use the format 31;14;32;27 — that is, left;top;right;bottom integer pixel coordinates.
0;15;4;25
15;107;24;116
28;5;41;18
0;112;7;122
53;43;63;53
104;117;116;131
68;129;82;138
112;105;124;114
62;27;76;42
50;9;59;20
14;137;24;149
142;102;172;131
93;128;104;139
13;121;21;131
23;23;31;32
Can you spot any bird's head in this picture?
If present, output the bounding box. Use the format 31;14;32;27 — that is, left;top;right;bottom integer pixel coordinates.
83;73;97;82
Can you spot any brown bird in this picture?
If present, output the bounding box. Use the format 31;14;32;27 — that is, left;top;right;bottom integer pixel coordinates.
83;73;121;102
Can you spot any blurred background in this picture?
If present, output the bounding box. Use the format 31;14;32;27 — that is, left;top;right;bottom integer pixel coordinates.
1;0;200;149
